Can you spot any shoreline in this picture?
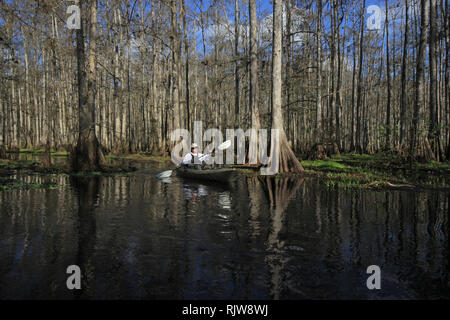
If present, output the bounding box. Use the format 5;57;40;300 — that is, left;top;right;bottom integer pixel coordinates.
1;150;450;191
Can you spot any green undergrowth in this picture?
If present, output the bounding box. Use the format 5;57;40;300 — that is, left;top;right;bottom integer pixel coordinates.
11;148;69;156
0;159;39;170
106;153;170;163
301;160;350;172
0;159;136;175
0;159;69;173
14;148;171;162
3;150;450;190
0;177;58;191
68;167;136;177
301;153;450;189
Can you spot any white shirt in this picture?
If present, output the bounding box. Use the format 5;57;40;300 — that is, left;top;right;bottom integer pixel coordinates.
182;152;211;164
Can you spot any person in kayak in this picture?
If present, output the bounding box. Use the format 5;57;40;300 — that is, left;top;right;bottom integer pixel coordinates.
181;143;214;169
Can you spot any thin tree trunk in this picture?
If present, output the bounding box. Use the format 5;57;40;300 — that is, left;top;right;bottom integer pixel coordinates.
350;2;357;151
316;0;323;142
429;0;441;160
234;0;240;124
334;0;342;150
182;0;190;131
356;0;366;153
409;0;431;161
249;0;261;164
385;0;392;151
171;0;180;132
400;0;409;149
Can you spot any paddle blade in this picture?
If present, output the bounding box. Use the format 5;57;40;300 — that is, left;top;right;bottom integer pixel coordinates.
156;170;173;179
218;140;231;150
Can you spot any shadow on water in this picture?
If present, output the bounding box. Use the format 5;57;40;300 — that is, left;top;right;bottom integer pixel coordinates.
0;167;449;299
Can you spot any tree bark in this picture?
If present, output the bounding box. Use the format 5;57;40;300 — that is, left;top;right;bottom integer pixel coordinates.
234;0;240;124
429;0;441;160
182;0;190;131
271;0;303;174
399;0;409;149
409;0;432;161
355;0;366;153
249;0;261;164
316;0;323;142
385;0;392;151
73;0;105;171
170;0;180;131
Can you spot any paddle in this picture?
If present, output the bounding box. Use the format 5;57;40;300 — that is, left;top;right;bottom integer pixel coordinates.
156;140;232;179
156;170;173;179
217;139;231;150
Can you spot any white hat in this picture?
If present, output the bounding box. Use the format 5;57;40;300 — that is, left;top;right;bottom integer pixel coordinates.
191;143;199;149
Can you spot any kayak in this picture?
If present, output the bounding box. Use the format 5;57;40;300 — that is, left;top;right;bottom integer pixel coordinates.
176;167;238;183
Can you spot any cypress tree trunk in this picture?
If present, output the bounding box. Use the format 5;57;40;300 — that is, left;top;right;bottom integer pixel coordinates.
73;0;105;171
271;0;303;174
399;0;409;150
170;0;180;131
429;0;441;160
385;0;391;151
316;0;323;143
355;0;365;153
234;0;240;124
409;0;433;161
248;0;261;164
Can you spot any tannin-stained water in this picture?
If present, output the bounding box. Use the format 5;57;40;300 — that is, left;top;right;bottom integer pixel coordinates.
0;165;449;299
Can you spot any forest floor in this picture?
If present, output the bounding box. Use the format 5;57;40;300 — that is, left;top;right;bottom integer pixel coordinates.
1;150;450;191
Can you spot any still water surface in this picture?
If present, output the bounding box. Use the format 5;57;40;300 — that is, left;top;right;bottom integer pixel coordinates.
0;162;449;299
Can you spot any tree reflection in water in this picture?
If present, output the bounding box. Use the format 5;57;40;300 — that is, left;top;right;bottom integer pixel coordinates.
0;170;449;299
259;176;305;299
70;176;99;299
